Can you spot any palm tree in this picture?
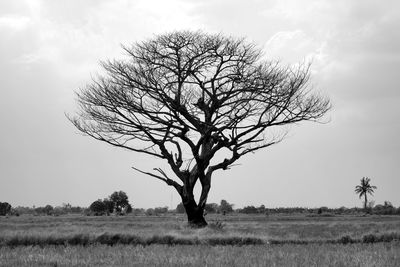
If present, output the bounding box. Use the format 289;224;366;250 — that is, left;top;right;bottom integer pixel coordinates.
355;177;377;211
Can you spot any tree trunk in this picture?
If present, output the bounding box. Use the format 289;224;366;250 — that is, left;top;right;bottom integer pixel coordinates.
364;194;368;212
175;165;211;228
182;198;207;227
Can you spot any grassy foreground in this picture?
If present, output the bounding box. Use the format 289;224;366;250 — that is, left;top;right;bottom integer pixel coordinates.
1;214;399;266
1;243;399;266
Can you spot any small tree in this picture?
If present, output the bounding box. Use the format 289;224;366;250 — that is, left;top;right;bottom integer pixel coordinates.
0;202;12;216
70;31;330;227
109;191;130;213
89;200;107;215
219;199;233;215
355;177;377;211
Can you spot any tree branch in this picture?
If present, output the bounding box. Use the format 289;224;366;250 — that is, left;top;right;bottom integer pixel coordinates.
131;166;183;195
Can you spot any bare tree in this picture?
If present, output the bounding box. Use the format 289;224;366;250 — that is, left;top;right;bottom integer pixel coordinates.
69;31;330;227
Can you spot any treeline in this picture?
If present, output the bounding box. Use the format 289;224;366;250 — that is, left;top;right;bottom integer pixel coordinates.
0;191;133;217
0;202;83;216
237;201;400;216
1;199;400;217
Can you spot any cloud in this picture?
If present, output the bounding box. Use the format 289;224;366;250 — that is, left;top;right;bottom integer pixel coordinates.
0;15;31;31
4;0;203;73
264;30;325;64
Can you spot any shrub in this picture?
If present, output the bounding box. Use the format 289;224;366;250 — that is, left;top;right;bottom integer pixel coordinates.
89;200;107;215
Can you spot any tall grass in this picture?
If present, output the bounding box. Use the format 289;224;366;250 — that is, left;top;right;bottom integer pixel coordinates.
1;243;399;267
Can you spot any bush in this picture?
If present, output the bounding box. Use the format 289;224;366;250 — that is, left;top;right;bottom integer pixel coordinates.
89;200;108;215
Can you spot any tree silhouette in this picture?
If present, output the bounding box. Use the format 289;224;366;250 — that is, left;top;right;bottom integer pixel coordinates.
69;31;330;227
355;177;377;211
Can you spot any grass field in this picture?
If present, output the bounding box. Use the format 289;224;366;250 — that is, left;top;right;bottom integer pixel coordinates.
1;214;399;266
1;243;399;266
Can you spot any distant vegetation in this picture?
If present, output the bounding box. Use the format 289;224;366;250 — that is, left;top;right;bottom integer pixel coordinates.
2;191;400;217
1;201;400;217
88;191;132;216
3;203;83;217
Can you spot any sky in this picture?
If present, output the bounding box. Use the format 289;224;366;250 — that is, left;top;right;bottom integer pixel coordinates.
0;0;399;209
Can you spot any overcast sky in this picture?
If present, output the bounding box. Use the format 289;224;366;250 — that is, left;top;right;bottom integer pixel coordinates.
1;0;399;209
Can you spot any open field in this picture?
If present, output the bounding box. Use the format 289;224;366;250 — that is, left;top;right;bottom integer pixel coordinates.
1;213;400;242
1;214;399;266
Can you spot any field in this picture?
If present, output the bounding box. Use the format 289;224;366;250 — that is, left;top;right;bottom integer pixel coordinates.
1;214;399;266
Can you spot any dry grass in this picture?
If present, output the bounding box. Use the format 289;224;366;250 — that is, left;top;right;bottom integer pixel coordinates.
1;243;399;267
1;213;399;241
1;214;399;266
